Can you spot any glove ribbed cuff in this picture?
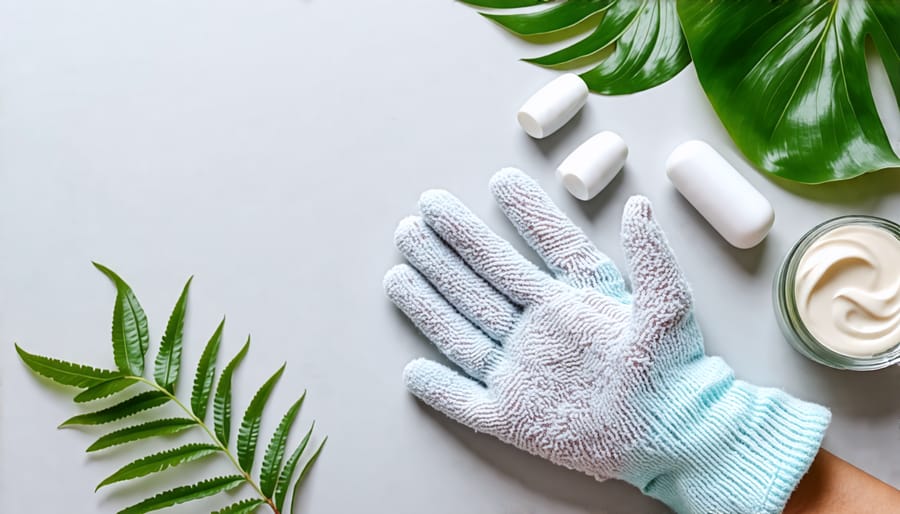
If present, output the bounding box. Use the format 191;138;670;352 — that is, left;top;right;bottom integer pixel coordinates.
622;358;831;514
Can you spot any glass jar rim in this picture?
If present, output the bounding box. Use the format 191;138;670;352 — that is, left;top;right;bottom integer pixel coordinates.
774;215;900;371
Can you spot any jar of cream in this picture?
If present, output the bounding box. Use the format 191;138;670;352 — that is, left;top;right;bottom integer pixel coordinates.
775;215;900;370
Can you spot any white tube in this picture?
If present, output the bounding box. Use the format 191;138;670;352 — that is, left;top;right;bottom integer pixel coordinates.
517;74;588;139
557;131;628;201
666;140;774;249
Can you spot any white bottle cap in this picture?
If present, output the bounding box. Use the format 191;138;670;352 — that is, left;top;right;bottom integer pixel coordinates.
666;140;774;249
557;131;628;201
517;74;589;139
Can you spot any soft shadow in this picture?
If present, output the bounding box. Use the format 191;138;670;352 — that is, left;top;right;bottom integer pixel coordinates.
574;163;628;222
418;402;672;514
669;189;767;274
792;356;900;419
765;167;900;207
530;107;590;158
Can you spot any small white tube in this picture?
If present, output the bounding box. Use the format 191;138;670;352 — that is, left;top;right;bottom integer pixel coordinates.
666;140;774;249
557;131;628;201
517;74;588;139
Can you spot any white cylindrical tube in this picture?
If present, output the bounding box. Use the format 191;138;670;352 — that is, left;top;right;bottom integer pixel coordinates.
557;131;628;201
666;140;774;249
517;74;588;139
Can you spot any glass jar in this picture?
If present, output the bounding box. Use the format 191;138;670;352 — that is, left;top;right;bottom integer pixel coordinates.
774;215;900;371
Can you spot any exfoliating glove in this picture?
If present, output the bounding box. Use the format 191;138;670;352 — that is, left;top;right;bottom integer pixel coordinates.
384;168;830;514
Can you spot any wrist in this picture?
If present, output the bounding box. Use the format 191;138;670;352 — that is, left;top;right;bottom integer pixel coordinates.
621;357;831;514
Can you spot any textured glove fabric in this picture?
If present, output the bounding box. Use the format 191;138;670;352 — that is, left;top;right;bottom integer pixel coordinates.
384;168;830;514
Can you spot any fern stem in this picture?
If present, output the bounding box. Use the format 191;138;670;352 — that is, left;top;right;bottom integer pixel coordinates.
132;377;280;514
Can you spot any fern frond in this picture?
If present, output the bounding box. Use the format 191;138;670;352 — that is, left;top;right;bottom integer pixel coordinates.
18;266;327;514
117;475;245;514
213;338;249;445
97;443;220;490
94;262;149;375
237;364;285;473
60;391;169;427
260;393;305;497
154;277;191;392
191;318;224;421
74;377;139;403
15;344;120;388
87;418;196;452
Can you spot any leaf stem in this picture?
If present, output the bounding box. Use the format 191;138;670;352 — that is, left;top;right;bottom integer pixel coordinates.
132;377;280;514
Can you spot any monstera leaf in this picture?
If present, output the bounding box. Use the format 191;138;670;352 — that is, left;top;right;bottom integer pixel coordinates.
463;0;691;94
677;0;900;183
463;0;900;183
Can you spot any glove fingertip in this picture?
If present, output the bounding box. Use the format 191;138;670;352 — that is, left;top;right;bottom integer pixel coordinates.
383;264;417;300
622;195;654;228
403;358;460;404
418;188;456;218
393;215;423;249
402;358;432;392
489;167;529;192
402;358;473;403
621;195;669;253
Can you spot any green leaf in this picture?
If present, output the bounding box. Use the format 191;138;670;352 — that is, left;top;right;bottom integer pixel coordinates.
15;344;121;388
87;418;196;452
461;0;547;8
117;475;245;514
482;0;611;36
60;391;169;427
74;377;139;403
97;443;220;490
237;364;285;473
274;422;314;511
213;498;265;514
467;0;691;94
259;393;305;497
677;0;900;182
191;318;224;421
289;437;326;512
213;338;250;445
94;263;149;376
154;277;192;392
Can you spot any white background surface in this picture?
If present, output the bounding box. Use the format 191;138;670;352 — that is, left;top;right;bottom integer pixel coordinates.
1;1;898;513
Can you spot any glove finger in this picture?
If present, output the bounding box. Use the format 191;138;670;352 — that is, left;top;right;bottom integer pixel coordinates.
394;216;520;342
490;168;628;298
385;264;504;382
621;196;692;332
419;189;557;306
404;358;503;434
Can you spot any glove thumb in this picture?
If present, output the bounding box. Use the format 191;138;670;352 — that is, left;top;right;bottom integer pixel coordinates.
621;196;693;333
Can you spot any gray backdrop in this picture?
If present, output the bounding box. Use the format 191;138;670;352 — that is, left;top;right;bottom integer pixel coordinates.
1;1;898;513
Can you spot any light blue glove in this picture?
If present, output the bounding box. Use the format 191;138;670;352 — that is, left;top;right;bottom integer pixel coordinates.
384;168;830;514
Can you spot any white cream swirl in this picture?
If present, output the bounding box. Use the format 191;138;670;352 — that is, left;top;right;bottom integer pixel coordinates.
795;224;900;358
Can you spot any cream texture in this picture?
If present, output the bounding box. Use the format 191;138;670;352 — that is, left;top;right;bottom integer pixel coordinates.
795;224;900;357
